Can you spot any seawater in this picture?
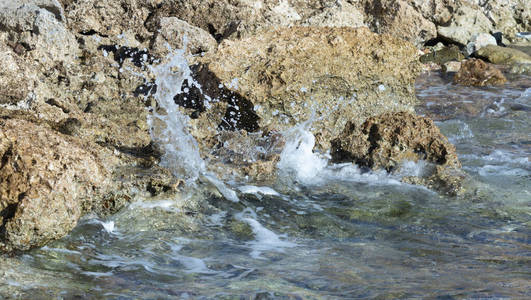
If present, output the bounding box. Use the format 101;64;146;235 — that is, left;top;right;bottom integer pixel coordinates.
0;59;529;298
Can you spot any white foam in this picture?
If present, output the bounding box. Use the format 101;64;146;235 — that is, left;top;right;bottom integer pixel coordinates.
277;120;416;186
40;246;82;255
238;185;281;196
101;221;116;234
235;208;296;259
84;219;119;234
170;244;217;274
148;46;243;203
81;271;113;277
243;217;296;259
129;200;177;210
277;121;328;184
204;174;240;202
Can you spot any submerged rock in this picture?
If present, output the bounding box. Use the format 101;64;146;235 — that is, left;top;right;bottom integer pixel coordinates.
331;112;464;195
454;59;507;86
442;61;462;73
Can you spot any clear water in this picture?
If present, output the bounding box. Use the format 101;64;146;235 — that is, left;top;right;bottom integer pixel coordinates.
1;67;530;298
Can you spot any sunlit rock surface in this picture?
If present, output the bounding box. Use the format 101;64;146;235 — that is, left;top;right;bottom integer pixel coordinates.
454;59;507;87
193;27;421;152
331;112;464;195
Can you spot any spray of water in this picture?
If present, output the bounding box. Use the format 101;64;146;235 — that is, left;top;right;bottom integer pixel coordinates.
147;45;239;201
148;47;206;182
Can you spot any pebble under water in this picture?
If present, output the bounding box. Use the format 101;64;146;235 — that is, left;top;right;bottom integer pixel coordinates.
1;68;530;299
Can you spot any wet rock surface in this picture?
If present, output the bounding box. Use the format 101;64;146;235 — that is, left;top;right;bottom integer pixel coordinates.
331;112;464;194
194;27;421;152
454;59;507;86
4;0;523;252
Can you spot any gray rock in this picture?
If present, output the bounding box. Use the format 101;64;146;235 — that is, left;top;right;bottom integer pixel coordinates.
466;33;497;55
437;4;493;45
151;17;218;57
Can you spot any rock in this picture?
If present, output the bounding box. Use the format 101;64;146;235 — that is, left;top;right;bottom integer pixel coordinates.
150;17;218;56
0;43;35;105
363;0;437;47
0;1;78;69
330;111;464;195
0;119;111;252
300;1;365;28
465;0;531;42
466;33;497;55
0;0;185;252
191;27;421;152
407;0;458;25
453;58;507;86
437;3;493;46
420;45;465;65
475;45;531;65
508;63;531;75
146;0;367;41
61;0;153;38
442;61;462;73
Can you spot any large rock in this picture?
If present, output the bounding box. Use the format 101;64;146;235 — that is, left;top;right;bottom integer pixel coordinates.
0;119;111;252
0;0;78;69
330;112;464;195
145;0;366;40
463;0;531;42
407;0;458;25
187;27;421;152
0;1;183;252
437;3;493;46
363;0;437;46
453;58;507;86
475;45;531;65
0;43;35;105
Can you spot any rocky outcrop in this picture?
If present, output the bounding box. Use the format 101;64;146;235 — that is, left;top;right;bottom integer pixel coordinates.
190;27;421;153
0;119;112;252
4;0;512;252
144;0;366;41
454;59;507;86
0;0;182;252
331;112;464;195
463;0;530;42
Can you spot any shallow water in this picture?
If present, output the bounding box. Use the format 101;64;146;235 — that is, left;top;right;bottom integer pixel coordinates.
1;70;530;299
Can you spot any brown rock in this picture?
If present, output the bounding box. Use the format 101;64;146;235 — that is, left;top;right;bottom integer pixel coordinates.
0;119;110;252
331;112;463;195
363;0;437;46
454;59;507;86
193;27;421;152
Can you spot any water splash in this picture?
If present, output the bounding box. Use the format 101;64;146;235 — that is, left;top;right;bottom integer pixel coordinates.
148;47;206;182
277;118;328;184
148;46;239;201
